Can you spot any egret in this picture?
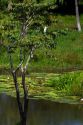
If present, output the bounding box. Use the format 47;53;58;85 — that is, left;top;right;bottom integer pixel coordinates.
44;26;48;34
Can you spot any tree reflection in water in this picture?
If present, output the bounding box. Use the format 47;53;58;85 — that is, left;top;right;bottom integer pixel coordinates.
0;94;83;125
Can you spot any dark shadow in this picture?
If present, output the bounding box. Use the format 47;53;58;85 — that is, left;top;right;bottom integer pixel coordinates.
48;4;83;15
16;122;21;125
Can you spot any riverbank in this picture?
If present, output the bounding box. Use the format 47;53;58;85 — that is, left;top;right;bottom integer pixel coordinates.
0;71;83;104
1;65;83;75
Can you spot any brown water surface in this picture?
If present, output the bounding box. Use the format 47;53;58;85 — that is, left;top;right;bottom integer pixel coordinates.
0;93;83;125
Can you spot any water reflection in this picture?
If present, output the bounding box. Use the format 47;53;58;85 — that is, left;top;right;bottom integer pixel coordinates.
0;93;19;125
0;93;83;125
28;99;83;125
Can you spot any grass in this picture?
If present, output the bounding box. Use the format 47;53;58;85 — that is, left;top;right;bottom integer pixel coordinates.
44;71;83;97
2;30;82;72
28;30;83;71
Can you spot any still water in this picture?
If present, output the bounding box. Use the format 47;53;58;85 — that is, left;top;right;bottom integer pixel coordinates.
0;93;83;125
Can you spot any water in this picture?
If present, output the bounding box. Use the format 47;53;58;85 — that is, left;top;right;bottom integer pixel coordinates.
0;93;83;125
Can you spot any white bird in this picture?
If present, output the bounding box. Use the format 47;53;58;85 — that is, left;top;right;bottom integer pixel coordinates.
80;98;83;102
44;26;48;34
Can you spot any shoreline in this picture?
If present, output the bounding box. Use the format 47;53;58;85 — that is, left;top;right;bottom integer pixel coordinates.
0;66;83;75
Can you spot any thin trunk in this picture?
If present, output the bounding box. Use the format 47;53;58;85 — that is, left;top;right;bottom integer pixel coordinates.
22;70;28;125
12;71;24;122
75;0;81;31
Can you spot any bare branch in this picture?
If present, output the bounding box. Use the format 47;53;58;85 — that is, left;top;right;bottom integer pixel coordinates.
26;18;33;30
24;55;30;71
24;46;35;71
15;60;23;72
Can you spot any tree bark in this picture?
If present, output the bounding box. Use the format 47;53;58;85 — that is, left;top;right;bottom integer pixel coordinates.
75;0;81;31
12;70;28;125
22;70;28;125
12;71;24;122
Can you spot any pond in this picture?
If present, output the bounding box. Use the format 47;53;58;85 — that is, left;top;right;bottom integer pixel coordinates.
0;93;83;125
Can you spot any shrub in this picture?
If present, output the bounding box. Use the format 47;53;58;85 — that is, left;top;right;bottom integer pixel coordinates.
45;72;83;97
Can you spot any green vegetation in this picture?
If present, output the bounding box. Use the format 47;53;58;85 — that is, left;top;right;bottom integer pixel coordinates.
0;71;83;104
0;12;83;70
0;0;83;104
45;71;83;96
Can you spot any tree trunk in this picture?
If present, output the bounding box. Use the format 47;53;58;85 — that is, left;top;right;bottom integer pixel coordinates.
12;71;23;119
22;70;28;125
75;0;81;31
12;71;28;125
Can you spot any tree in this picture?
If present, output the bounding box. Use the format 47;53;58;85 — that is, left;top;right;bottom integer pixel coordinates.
1;2;56;125
64;0;81;31
56;0;82;31
75;0;81;31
